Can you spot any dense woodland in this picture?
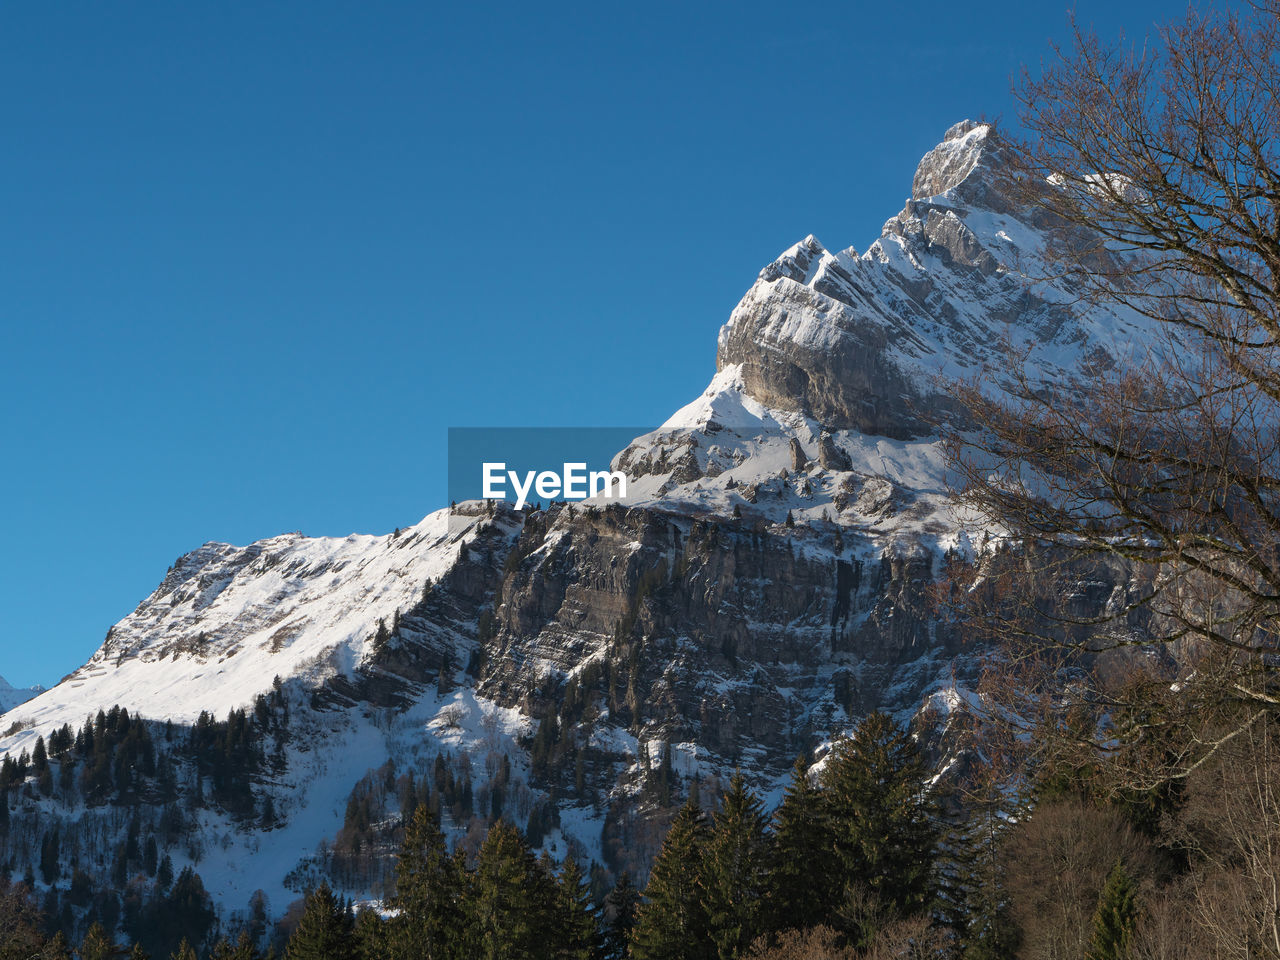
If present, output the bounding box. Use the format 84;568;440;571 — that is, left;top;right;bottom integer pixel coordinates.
5;698;1271;959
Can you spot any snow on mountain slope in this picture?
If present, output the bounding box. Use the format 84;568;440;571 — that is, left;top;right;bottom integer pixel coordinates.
0;675;42;714
0;508;485;755
615;120;1152;547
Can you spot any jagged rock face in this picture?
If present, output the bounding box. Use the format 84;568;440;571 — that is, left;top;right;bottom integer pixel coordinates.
714;121;1142;439
478;503;965;767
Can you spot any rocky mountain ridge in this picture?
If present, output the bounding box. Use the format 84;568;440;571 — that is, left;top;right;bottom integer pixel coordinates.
0;121;1147;928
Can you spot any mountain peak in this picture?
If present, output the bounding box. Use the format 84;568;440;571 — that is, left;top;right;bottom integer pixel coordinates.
757;234;830;285
911;119;995;200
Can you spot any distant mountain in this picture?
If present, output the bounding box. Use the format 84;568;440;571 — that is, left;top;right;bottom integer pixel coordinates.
0;121;1148;940
0;675;42;715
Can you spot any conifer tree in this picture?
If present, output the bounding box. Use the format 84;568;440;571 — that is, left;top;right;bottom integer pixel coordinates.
1084;860;1138;960
78;924;119;960
144;836;159;877
156;855;174;893
285;884;357;960
354;908;387;960
555;856;600;960
129;945;150;960
770;754;834;932
169;940;197;960
211;930;262;960
602;872;639;960
951;801;1019;960
386;805;466;960
820;712;938;920
470;820;552;960
40;827;61;884
153;867;216;954
631;798;713;960
42;933;72;960
699;773;772;960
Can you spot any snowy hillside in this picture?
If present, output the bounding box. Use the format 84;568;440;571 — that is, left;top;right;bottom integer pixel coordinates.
0;508;491;756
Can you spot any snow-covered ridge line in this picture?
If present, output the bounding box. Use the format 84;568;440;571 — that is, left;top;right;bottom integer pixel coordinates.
618;119;1153;549
0;507;489;755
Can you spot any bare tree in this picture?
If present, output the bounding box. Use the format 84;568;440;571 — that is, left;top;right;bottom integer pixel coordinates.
1161;715;1280;958
1002;797;1160;960
949;1;1280;775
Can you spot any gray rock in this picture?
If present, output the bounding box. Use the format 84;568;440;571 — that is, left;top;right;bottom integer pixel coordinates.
818;432;852;471
789;437;809;472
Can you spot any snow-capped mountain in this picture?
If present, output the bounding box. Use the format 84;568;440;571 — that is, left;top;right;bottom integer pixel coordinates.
617;120;1148;539
0;675;42;714
0;121;1141;929
0;509;488;754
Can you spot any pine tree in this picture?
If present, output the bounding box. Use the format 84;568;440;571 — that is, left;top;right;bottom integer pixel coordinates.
130;945;150;960
78;924;120;960
156;854;174;892
631;798;713;960
285;884;358;960
385;805;466;960
699;773;773;960
43;933;73;960
155;867;217;953
354;908;387;960
470;820;553;960
169;940;198;960
1084;860;1138;960
769;754;834;932
40;827;61;884
555;856;600;960
951;801;1019;960
820;712;939;921
211;930;262;960
602;872;639;960
144;836;159;877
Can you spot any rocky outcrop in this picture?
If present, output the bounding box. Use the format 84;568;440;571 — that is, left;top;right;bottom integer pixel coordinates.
817;432;851;471
712;121;1143;440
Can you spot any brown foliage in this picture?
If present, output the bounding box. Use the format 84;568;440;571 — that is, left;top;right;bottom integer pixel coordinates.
0;877;51;960
744;919;947;960
1139;716;1280;958
1003;796;1160;960
745;926;857;960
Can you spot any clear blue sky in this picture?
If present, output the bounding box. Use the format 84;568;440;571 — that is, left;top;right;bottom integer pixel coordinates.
0;0;1189;688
